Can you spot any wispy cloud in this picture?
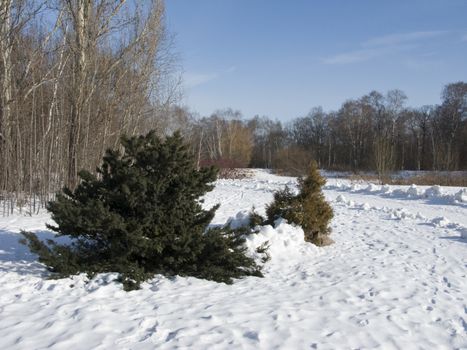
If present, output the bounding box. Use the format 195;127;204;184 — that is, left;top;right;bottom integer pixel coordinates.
184;66;236;88
323;30;447;65
462;33;467;42
323;47;391;64
184;72;219;88
362;31;446;47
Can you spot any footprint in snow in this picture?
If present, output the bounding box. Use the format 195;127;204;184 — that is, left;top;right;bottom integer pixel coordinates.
243;331;259;341
442;276;452;288
349;315;370;327
115;318;159;345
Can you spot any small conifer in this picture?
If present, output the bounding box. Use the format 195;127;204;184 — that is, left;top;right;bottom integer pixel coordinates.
266;161;334;246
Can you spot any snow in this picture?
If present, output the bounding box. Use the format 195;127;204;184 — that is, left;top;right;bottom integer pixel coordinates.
0;169;466;349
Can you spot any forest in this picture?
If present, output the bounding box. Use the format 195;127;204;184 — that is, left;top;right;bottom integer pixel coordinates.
169;84;467;176
1;0;466;211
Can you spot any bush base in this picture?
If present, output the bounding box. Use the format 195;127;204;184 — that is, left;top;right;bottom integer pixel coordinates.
309;234;334;247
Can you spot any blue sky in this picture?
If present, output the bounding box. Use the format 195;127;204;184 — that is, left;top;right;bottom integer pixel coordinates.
165;0;467;121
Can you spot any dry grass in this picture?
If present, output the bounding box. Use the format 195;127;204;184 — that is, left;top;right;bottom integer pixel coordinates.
273;168;306;177
348;174;386;184
218;168;253;180
348;172;467;187
390;173;467;187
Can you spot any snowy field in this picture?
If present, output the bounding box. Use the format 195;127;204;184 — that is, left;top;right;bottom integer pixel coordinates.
0;169;466;349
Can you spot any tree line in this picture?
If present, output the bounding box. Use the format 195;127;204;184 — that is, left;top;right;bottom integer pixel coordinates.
0;0;179;212
162;83;466;176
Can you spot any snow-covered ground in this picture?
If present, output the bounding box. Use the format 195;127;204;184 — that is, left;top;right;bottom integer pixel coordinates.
0;169;466;349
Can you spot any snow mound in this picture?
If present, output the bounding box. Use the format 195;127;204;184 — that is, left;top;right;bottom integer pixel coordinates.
381;184;392;193
326;180;466;206
335;194;347;203
454;189;467;202
227;211;321;263
431;216;450;227
366;183;379;192
425;185;442;197
390;208;415;220
245;219;319;264
360;203;371;211
416;212;426;220
407;184;420;197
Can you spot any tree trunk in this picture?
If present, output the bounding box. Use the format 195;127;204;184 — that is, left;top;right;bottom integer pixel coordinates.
0;0;13;192
67;0;91;189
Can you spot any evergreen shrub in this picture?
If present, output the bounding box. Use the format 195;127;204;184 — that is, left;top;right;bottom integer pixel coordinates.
21;131;262;290
266;161;334;246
